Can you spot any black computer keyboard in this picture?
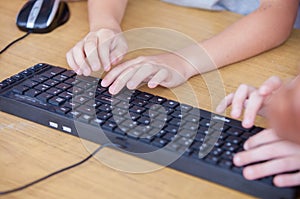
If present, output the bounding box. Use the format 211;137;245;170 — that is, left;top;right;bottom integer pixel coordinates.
0;63;298;199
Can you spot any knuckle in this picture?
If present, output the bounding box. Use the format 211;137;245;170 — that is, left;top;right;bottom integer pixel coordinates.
137;56;146;62
249;90;259;98
73;45;82;54
160;68;168;74
121;43;128;52
97;29;114;38
66;51;72;58
84;39;97;48
239;84;249;90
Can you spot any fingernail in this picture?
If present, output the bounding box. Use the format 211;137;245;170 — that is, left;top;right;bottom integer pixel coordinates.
215;106;223;113
148;82;157;88
101;80;107;87
104;65;111;72
243;142;249;150
244;167;254;180
109;86;116;95
127;81;135;89
242;119;252;128
231;109;239;118
259;86;267;95
83;69;90;76
233;155;242;166
76;69;82;75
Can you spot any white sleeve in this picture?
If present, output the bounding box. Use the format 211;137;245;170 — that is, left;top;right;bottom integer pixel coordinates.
161;0;259;15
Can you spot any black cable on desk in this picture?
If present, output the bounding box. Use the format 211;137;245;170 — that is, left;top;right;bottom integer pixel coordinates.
0;143;119;195
0;32;31;54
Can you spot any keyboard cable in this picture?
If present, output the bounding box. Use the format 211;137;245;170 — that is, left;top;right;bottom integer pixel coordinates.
0;32;31;54
0;143;120;195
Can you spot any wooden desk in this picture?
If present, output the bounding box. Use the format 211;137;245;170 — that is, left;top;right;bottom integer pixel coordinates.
0;1;299;199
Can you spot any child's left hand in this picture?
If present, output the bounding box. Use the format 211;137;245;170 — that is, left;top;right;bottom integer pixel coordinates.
101;53;199;95
234;129;300;187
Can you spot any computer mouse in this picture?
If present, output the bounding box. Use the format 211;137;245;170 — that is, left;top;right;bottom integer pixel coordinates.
16;0;70;33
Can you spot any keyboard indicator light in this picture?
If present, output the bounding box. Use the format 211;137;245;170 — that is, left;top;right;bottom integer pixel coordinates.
62;126;72;133
49;121;58;128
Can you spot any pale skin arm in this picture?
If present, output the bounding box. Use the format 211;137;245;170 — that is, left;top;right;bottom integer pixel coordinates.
87;0;127;32
101;0;299;94
201;0;299;71
66;0;128;76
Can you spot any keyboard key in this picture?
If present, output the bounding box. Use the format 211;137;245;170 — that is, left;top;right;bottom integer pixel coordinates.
56;83;71;90
227;127;244;137
127;130;144;139
42;69;63;78
232;166;243;174
61;70;76;77
136;92;153;100
177;104;193;112
152;138;168;147
98;104;112;112
226;136;243;145
24;89;41;97
46;88;62;95
97;112;112;120
90;118;105;126
163;100;179;109
164;124;178;134
31;76;48;83
131;99;147;107
169;118;182;126
55;107;71;115
67;111;81;118
205;155;219;164
130;106;146;114
53;74;68;82
44;79;59;87
78;114;93;123
102;121;117;131
76;106;96;115
73;95;90;104
12;85;29;94
149;96;166;104
23;80;39;88
58;91;72;100
137;116;151;125
36;93;53;102
218;159;233;169
34;84;51;92
48;96;66;106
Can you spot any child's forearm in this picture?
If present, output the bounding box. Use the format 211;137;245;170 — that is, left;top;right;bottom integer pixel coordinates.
198;0;299;73
88;0;128;32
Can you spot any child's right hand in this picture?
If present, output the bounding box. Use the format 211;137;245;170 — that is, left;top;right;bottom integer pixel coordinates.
66;28;128;76
216;76;282;128
234;129;300;187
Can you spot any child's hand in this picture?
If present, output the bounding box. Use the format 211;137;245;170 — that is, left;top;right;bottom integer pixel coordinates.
216;76;282;128
234;129;300;187
101;53;199;95
267;75;300;144
66;28;128;76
